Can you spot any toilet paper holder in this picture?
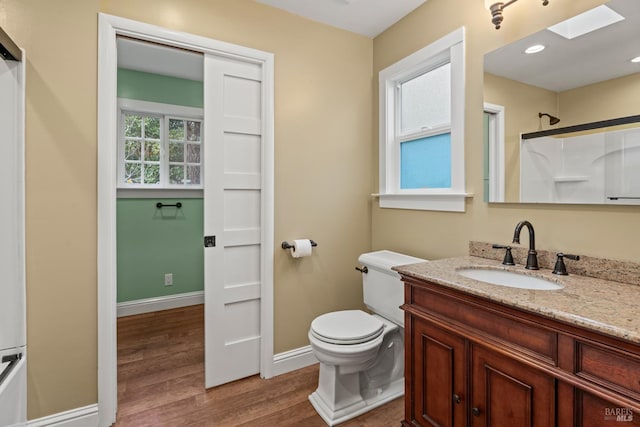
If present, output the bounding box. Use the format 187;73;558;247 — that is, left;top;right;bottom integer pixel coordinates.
281;240;317;250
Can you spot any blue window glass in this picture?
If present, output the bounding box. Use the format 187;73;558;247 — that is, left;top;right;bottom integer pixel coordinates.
400;133;451;189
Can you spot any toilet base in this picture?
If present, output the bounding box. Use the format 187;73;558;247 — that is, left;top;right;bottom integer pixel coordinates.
308;376;404;426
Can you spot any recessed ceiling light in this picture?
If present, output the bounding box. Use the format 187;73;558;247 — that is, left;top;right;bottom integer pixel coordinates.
631;56;640;63
524;45;545;54
547;5;624;40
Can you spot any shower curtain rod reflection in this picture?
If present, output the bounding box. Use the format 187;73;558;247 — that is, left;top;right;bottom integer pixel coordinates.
0;27;22;61
523;114;640;140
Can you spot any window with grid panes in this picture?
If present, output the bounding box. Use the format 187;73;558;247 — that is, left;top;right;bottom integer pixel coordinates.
119;106;203;188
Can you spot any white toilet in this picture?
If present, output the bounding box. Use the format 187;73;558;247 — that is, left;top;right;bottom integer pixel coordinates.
308;250;426;426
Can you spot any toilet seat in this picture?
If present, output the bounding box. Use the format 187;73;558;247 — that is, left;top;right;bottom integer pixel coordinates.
310;310;384;345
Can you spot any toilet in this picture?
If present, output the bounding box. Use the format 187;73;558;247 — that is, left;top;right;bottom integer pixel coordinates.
308;250;426;426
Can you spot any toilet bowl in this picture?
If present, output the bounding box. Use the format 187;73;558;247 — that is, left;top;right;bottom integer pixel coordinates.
308;250;426;426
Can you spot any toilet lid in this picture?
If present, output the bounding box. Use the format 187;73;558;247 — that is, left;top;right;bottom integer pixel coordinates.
311;310;384;345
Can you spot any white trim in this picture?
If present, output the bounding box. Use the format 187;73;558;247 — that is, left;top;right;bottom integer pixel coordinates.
118;98;203;118
27;404;99;427
116;291;204;317
378;27;466;211
98;14;275;427
378;193;471;212
271;345;318;377
484;102;505;202
97;15;119;427
117;188;203;198
259;41;276;381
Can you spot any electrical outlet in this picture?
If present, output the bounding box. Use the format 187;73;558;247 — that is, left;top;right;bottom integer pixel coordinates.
164;273;173;286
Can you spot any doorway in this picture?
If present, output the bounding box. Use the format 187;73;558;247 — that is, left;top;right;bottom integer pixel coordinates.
115;37;206;318
98;14;275;427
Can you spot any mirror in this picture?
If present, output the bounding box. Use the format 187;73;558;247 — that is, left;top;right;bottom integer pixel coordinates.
483;0;640;204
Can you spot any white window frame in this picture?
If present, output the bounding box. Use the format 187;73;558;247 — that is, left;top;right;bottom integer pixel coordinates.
378;27;468;212
117;98;204;189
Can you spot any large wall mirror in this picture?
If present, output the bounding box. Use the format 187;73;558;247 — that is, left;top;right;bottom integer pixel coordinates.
483;0;640;204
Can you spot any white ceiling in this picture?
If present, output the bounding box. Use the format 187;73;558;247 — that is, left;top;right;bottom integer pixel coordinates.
117;0;640;93
117;37;204;82
484;0;640;92
117;0;427;80
254;0;427;38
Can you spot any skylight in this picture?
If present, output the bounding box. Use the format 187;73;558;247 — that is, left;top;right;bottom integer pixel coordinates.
547;5;624;40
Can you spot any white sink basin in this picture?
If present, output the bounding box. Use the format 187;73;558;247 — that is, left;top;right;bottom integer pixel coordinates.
456;268;564;290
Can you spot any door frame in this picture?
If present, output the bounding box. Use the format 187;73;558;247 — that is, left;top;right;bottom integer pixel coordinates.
97;14;275;427
484;102;505;202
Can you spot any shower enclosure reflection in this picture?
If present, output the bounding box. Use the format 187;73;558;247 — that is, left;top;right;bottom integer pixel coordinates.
520;120;640;204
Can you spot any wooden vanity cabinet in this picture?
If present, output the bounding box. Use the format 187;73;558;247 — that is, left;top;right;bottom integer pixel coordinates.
407;316;554;427
401;275;640;427
409;317;466;426
470;342;555;426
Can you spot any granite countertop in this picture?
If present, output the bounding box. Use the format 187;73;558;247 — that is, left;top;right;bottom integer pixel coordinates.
395;256;640;344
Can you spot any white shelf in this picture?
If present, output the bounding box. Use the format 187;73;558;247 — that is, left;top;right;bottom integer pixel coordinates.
553;176;589;183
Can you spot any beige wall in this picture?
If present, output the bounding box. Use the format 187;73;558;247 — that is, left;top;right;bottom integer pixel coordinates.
559;72;640;126
372;0;640;263
1;0;373;419
0;0;99;419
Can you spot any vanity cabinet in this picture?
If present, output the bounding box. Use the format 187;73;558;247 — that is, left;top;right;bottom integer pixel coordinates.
401;275;640;427
470;343;555;426
409;317;465;426
408;316;555;426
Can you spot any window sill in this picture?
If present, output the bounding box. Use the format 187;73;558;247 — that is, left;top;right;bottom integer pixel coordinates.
117;188;203;199
375;192;472;212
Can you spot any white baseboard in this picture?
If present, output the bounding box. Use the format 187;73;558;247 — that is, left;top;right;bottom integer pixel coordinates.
271;345;318;377
117;291;204;317
28;404;98;427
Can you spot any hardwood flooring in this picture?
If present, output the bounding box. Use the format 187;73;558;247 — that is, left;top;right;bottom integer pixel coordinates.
116;305;403;426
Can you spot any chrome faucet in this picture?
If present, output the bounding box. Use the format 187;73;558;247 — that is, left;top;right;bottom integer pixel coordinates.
512;220;539;270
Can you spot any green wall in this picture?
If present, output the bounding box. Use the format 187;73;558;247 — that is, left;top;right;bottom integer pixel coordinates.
117;70;204;303
117;68;203;108
117;199;203;303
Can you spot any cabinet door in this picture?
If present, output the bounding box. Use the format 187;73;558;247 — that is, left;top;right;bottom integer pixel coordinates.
575;390;640;427
470;345;555;427
409;317;466;427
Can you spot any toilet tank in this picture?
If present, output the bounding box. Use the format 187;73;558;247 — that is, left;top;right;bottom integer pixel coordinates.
358;250;426;327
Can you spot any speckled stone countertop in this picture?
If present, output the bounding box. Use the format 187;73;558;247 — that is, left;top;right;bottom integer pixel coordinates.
394;256;640;344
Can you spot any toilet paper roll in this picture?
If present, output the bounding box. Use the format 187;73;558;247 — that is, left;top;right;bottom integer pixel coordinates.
290;239;313;258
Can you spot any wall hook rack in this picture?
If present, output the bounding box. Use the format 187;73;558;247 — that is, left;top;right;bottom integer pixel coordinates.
156;202;182;208
281;240;317;250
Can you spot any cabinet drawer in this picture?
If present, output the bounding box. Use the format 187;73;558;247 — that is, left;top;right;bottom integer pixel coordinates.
576;340;640;400
410;284;558;365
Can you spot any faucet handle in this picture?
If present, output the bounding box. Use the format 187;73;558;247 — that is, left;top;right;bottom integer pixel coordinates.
553;253;580;275
492;244;515;266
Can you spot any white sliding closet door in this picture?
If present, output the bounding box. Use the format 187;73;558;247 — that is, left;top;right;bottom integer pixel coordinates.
203;54;263;388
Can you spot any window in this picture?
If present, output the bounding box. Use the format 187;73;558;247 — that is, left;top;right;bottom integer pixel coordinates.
118;99;203;189
378;28;467;211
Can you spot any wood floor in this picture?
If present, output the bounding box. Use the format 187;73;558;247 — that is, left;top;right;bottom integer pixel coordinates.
116;305;404;426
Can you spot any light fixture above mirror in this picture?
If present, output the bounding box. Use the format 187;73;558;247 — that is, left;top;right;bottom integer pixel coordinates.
484;0;550;29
